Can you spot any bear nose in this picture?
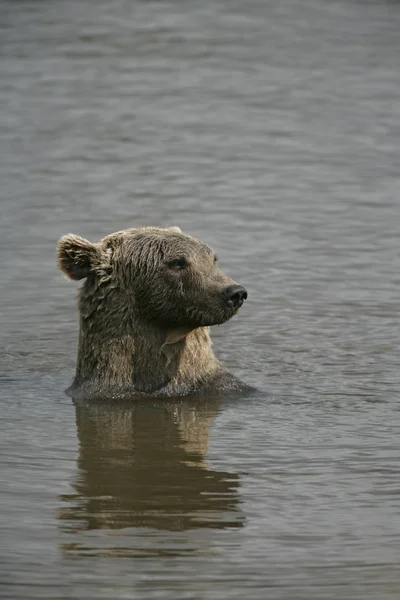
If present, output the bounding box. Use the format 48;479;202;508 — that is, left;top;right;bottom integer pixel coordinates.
222;285;248;309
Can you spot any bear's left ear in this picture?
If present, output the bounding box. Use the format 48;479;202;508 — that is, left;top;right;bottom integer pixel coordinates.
57;234;102;281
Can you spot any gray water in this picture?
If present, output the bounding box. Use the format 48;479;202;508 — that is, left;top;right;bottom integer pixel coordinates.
1;0;400;598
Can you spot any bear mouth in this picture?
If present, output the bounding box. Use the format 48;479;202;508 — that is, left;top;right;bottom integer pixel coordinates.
193;305;240;327
156;301;241;330
221;306;241;323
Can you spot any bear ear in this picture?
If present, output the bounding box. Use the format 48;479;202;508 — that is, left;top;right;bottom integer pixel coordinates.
57;234;101;281
168;226;182;233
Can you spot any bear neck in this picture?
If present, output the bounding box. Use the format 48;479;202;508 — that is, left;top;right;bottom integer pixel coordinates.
72;311;223;398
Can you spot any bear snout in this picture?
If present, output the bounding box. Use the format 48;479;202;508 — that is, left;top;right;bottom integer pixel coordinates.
222;285;248;309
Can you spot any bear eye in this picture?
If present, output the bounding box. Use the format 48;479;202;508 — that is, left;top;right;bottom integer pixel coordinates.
167;258;187;270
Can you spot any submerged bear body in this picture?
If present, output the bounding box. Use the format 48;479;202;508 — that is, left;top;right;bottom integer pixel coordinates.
58;226;249;399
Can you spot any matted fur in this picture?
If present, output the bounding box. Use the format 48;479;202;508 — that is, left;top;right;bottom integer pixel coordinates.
58;226;249;399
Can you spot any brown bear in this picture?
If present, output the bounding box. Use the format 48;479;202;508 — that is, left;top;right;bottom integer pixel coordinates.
58;226;249;399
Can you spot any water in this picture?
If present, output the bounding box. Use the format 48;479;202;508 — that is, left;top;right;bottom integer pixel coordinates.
1;0;400;598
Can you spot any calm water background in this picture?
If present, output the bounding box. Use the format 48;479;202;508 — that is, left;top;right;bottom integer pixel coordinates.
1;0;400;598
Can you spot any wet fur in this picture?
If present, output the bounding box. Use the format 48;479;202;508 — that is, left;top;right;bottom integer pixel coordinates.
58;226;248;399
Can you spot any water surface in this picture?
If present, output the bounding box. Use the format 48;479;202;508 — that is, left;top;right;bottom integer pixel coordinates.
1;0;400;598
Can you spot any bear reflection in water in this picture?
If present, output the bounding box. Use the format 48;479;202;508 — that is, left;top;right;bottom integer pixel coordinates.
59;396;243;553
